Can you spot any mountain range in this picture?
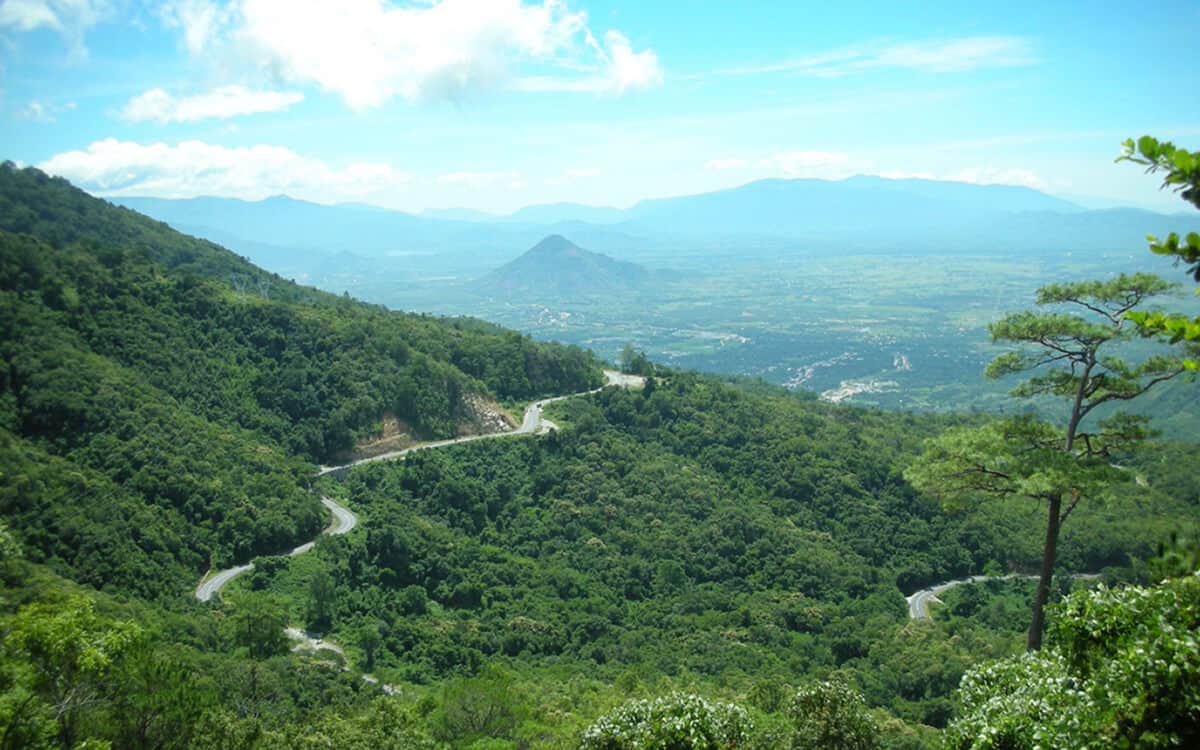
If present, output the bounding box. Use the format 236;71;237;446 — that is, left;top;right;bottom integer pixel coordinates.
115;175;1200;270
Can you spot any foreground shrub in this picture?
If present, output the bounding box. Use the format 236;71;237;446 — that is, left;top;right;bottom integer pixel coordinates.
786;680;881;750
945;574;1200;749
579;692;752;750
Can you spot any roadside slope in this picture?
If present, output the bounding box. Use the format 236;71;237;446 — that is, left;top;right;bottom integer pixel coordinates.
197;370;643;601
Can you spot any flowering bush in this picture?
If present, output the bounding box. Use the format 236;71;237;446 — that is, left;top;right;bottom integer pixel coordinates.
786;680;881;750
943;651;1095;749
579;692;752;750
945;574;1200;749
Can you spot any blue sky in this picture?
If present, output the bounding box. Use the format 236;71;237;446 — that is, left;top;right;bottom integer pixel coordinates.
2;0;1198;213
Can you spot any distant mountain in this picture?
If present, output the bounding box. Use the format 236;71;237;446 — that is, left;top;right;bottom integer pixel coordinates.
112;195;644;268
110;177;1200;272
614;175;1083;239
608;176;1200;252
114;194;456;254
478;235;658;297
449;177;1083;233
503;202;627;225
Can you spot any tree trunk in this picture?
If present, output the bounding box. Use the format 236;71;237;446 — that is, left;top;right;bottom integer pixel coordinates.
1028;493;1063;651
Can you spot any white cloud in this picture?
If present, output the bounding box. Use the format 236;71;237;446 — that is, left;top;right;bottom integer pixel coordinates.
38;138;409;201
16;98;75;121
873;37;1033;73
20;100;50;119
120;85;304;123
761;150;856;178
160;0;232;55
0;0;61;30
716;36;1033;79
0;0;108;54
543;166;600;185
947;166;1044;189
514;30;661;93
596;30;662;92
162;0;661;109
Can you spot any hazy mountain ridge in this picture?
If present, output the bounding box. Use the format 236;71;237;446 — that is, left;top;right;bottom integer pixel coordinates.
113;176;1200;271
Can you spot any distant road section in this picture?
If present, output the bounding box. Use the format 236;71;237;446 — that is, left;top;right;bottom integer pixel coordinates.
318;369;641;476
195;369;643;602
195;495;356;602
906;573;1101;619
322;496;357;534
195;562;255;603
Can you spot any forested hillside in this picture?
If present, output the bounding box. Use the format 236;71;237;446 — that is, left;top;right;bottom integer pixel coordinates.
1;165;1197;748
282;374;1195;730
0;163;601;597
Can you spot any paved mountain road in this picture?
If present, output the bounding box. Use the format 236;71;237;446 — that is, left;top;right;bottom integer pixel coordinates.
906;573;1101;619
194;496;356;602
195;370;642;602
316;370;632;477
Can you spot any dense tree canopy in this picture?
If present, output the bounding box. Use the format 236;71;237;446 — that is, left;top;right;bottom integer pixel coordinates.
0;164;601;598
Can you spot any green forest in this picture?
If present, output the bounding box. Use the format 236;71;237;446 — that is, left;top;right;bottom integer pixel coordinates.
0;163;600;597
1;142;1199;750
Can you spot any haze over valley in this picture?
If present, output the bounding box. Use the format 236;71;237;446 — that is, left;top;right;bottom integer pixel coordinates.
119;178;1200;435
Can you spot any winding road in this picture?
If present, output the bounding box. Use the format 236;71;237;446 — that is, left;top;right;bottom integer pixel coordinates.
906;573;1101;619
195;370;642;602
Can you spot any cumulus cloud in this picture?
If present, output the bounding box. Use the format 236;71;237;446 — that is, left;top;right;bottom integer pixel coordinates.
160;0;662;109
38;138;408;201
593;30;662;92
120;85;304;123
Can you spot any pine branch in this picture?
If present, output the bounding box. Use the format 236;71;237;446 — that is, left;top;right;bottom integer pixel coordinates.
1078;367;1187;419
